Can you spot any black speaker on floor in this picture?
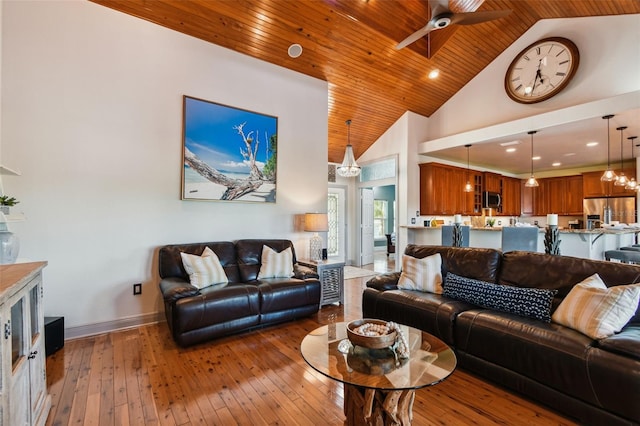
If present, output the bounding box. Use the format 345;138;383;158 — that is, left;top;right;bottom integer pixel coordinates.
44;316;64;356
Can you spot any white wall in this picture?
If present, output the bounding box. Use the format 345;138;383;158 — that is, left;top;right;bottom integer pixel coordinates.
358;111;429;262
1;1;328;335
428;14;640;139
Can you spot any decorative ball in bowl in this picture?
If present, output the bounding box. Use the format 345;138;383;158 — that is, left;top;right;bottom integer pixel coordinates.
346;319;397;349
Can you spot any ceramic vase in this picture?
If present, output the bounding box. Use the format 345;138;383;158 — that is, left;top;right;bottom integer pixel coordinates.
0;231;20;264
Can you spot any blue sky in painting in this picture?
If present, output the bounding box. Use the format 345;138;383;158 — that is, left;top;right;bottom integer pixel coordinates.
184;97;277;174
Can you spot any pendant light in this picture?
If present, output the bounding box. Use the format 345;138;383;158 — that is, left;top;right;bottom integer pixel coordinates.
627;136;639;191
464;144;473;192
601;114;617;182
336;119;361;178
525;130;539;187
614;126;628;186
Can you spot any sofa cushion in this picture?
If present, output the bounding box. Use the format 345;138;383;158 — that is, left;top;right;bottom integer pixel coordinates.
403;245;502;283
455;309;600;405
398;253;443;293
236;239;298;282
159;241;241;283
552;273;640;340
362;288;476;346
443;273;557;322
257;277;320;314
180;247;229;289
258;245;294;279
499;251;640;321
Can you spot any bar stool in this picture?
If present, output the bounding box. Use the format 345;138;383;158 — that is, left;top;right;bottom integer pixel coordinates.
441;226;470;247
620;246;640;252
604;249;640;264
502;227;539;253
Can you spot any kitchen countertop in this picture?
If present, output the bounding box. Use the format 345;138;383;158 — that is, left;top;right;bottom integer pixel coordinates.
403;225;640;234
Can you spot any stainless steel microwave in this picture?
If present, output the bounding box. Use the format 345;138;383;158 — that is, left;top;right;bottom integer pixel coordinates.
483;191;501;208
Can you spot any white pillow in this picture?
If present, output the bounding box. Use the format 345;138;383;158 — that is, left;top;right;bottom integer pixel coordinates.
180;247;228;289
552;273;640;339
258;245;294;279
397;253;443;294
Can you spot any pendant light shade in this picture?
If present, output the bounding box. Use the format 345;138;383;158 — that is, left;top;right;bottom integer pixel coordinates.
627;136;639;191
464;144;473;192
336;119;361;178
614;126;628;186
601;115;617;182
525;131;539;188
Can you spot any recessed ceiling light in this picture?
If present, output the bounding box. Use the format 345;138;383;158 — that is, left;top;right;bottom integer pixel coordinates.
552;162;562;167
532;156;541;161
428;69;440;79
500;140;521;146
563;152;576;157
586;142;598;147
288;43;303;58
506;148;516;153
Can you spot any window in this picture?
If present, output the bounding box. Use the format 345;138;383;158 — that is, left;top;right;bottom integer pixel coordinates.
373;200;388;238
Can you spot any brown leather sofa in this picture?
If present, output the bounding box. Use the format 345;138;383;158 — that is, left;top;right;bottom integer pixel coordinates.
159;239;321;347
363;245;640;425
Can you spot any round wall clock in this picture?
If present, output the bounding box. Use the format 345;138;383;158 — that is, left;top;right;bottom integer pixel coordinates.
504;37;580;104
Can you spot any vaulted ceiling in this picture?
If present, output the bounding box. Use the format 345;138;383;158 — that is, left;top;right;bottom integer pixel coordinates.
91;0;640;163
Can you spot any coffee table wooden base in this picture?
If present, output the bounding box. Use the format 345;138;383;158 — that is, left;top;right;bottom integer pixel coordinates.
344;384;415;425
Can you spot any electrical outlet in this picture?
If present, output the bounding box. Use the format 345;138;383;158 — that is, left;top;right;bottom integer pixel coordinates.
133;283;142;295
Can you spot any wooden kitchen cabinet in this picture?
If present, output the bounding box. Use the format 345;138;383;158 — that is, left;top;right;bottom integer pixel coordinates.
530;175;583;216
483;172;502;193
420;163;481;215
583;168;635;197
420;163;453;215
565;175;584;215
501;176;522;216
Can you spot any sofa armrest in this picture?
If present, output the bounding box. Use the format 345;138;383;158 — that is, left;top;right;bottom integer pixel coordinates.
597;323;640;361
294;263;319;280
366;272;401;291
159;277;200;303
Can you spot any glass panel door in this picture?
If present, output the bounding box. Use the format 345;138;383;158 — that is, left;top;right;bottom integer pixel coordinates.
11;298;24;368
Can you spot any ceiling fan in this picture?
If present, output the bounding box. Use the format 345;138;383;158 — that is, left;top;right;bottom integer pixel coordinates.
395;0;512;50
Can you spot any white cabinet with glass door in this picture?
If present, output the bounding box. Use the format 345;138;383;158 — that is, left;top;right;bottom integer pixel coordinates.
0;262;50;426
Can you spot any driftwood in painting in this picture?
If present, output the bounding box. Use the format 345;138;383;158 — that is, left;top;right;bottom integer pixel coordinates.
184;148;263;201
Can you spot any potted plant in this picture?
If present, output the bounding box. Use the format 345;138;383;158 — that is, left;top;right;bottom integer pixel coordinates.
0;195;19;215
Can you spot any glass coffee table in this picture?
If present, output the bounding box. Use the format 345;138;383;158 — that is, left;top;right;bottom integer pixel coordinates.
301;321;456;425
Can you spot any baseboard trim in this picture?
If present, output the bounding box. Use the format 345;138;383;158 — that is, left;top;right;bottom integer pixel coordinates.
64;312;166;340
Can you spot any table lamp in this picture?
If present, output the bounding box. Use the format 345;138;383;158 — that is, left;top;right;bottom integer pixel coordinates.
304;213;328;261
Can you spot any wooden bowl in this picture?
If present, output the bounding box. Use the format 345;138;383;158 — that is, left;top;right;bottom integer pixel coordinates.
346;319;397;349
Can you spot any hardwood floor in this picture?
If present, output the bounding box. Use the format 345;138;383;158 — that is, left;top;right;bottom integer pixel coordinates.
45;253;576;425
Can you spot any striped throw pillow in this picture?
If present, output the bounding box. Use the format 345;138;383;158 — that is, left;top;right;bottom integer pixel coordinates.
180;247;228;289
397;253;443;294
258;245;294;279
552;273;640;339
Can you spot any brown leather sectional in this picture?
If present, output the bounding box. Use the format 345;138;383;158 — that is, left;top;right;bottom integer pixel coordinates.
158;239;321;347
363;245;640;425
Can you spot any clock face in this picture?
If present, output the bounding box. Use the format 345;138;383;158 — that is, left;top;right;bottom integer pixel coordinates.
505;37;579;104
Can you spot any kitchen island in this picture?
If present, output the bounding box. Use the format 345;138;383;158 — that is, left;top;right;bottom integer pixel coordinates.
404;225;639;260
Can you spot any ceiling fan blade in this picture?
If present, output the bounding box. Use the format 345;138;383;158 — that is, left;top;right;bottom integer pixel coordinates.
395;21;437;50
429;0;450;17
450;9;512;26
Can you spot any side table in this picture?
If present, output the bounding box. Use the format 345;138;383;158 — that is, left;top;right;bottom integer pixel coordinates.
297;258;345;306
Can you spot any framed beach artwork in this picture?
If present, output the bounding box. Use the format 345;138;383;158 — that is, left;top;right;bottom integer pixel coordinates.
182;95;278;203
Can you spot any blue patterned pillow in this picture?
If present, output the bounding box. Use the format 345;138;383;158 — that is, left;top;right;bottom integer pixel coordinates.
443;273;557;322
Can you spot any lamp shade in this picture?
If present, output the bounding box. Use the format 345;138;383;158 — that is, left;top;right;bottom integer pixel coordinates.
304;213;328;232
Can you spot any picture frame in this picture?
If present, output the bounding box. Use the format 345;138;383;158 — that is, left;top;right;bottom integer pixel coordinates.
182;95;278;203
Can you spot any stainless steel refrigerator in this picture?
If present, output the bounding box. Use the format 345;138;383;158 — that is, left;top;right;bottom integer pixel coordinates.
583;197;637;228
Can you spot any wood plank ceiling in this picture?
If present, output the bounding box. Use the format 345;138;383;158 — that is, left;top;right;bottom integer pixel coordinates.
91;0;640;163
